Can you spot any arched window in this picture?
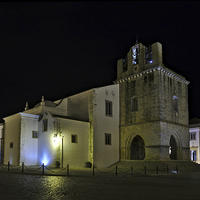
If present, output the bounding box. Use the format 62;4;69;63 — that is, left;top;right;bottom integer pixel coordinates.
169;135;177;160
173;96;178;112
132;45;139;65
131;96;138;112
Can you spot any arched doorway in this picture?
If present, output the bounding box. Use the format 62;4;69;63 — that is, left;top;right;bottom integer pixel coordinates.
191;150;197;161
170;136;177;160
130;135;145;160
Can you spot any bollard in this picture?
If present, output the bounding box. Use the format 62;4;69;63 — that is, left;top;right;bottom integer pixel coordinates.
67;164;69;176
116;165;117;175
42;163;44;175
93;165;95;176
8;161;10;171
22;162;24;173
156;165;158;174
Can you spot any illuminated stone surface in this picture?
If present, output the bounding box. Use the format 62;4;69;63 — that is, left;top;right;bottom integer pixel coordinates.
116;42;190;161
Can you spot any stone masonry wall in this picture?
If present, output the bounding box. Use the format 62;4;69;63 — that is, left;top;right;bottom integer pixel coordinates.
119;69;190;160
120;69;160;126
118;42;189;161
159;70;189;125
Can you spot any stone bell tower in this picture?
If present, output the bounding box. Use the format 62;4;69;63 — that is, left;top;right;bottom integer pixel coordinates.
115;41;190;161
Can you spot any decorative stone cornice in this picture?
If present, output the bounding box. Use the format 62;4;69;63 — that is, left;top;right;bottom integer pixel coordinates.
114;66;190;85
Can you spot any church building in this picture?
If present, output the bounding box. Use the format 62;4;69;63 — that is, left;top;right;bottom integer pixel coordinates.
0;41;190;168
115;42;190;161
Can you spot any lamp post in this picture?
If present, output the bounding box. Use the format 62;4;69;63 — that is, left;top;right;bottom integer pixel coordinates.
53;120;64;168
62;135;64;168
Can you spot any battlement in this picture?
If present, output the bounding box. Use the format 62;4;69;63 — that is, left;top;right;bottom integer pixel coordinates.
117;42;162;80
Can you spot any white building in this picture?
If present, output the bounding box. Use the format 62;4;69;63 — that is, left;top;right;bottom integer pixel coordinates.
0;123;4;164
2;84;119;168
189;118;200;164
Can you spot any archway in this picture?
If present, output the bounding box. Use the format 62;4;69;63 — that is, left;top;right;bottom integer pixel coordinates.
170;136;177;160
191;150;197;161
130;135;145;160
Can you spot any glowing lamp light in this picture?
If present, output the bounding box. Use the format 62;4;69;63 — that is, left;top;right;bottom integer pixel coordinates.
150;60;153;63
41;154;50;166
169;147;171;154
53;134;57;139
53;134;59;145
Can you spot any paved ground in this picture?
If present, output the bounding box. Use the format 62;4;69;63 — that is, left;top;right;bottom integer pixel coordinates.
0;167;200;200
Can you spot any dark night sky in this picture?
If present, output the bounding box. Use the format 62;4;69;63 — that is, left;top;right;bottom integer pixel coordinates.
0;2;200;120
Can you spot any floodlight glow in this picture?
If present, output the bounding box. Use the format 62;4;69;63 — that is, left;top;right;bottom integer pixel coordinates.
150;60;153;63
41;154;50;166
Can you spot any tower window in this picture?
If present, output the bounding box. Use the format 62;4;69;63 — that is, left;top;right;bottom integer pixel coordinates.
43;119;48;132
173;96;178;112
146;45;152;64
10;142;13;148
105;100;112;117
132;45;139;65
105;133;111;145
131;97;139;112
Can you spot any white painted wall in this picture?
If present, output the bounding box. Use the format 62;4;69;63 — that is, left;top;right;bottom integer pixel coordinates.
0;124;4;163
37;112;89;167
20;113;39;165
56;90;91;122
37;112;57;167
3;114;21;165
189;127;200;164
93;84;119;167
61;118;89;167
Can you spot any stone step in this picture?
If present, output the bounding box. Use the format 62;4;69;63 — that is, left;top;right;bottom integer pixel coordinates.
109;160;200;172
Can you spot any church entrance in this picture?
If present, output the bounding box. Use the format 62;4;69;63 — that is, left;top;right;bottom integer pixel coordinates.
130;135;145;160
169;136;177;160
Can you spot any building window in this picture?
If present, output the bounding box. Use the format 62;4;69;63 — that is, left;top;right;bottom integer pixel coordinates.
105;100;112;117
10;142;13;148
71;135;78;143
32;131;38;138
173;96;178;112
105;133;111;145
131;96;138;112
43;119;48;132
190;132;196;140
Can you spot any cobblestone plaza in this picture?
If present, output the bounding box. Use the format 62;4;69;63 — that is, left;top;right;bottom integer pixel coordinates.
0;170;200;200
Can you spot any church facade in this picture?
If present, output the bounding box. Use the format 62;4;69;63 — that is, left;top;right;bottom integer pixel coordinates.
1;41;190;167
115;42;190;161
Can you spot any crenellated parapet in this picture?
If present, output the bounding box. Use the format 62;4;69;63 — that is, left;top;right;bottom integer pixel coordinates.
117;42;163;80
